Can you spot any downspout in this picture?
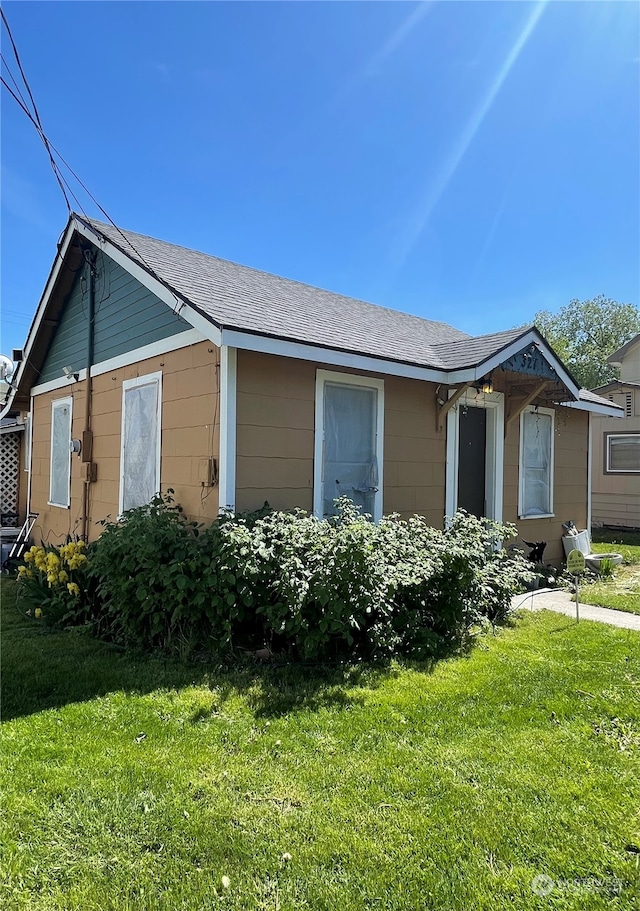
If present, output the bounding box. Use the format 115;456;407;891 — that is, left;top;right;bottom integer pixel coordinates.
26;394;34;521
80;248;97;541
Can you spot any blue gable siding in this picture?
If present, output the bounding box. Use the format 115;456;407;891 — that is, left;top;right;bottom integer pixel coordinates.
38;269;89;384
500;343;560;381
39;247;191;384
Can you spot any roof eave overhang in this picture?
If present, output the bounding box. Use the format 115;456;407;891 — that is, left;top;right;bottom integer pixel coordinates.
0;421;26;435
73;218;223;347
0;216;225;420
1;215;78;418
560;399;625;417
443;328;582;399
220;328;448;383
2;219;610;421
606;335;640;366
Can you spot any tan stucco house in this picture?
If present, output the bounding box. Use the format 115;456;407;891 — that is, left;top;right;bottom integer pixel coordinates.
1;215;622;564
591;333;640;530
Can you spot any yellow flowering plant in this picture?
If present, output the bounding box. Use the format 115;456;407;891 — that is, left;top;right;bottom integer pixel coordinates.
16;539;93;627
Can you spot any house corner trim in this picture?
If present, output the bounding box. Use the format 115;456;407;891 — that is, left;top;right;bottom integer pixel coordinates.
219;345;237;512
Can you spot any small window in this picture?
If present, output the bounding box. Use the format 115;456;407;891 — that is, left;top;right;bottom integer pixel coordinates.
625;393;633;418
606;433;640;473
119;372;162;513
49;397;72;507
518;406;554;518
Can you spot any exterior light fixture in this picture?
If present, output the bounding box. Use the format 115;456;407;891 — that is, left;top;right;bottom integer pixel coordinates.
480;377;493;395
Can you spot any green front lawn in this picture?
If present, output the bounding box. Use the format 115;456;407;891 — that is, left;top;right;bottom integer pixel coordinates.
2;578;639;911
580;533;640;615
591;530;640;565
576;565;640;616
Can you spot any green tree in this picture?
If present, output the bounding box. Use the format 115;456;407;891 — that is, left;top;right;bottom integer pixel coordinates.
534;295;640;389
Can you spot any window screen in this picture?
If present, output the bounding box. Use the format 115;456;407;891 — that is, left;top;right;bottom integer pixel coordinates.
520;408;553;517
50;399;72;507
322;382;378;517
121;376;161;512
607;434;640;472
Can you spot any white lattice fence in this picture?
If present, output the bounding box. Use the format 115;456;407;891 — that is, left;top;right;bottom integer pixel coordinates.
0;432;21;522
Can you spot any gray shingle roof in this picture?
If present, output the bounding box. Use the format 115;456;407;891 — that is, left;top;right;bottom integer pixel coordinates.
578;388;624;407
591;381;640;393
71;217;620;418
431;327;531;370
79;217;469;370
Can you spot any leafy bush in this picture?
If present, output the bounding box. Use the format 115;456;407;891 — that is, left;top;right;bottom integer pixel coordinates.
17;541;91;626
197;500;533;660
88;491;206;650
15;493;534;661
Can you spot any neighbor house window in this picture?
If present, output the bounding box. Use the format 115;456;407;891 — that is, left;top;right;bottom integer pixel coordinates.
119;372;162;513
518;406;554;519
606;433;640;473
314;370;384;521
49;397;72;507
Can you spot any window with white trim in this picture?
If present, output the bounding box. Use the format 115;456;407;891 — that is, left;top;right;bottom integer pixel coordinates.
606;433;640;473
120;372;162;513
49;397;72;507
518;406;554;518
314;370;384;521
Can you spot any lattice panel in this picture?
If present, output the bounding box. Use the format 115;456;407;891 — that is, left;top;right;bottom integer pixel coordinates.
0;432;21;521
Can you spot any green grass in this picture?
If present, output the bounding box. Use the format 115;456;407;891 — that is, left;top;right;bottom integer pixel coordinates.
2;578;640;911
591;530;640;565
577;565;640;616
579;532;640;615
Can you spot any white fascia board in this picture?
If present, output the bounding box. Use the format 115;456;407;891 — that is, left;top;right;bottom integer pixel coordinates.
30;328;205;397
90;328;204;378
73;219;223;347
560;399;625;417
220;328;446;384
446;330;581;399
31;371;88;397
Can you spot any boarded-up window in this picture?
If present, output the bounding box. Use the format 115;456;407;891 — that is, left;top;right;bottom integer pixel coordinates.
606;434;640;473
50;398;72;507
519;407;554;518
120;373;162;513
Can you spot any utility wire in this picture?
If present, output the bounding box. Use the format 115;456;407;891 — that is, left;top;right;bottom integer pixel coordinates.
0;71;183;400
0;72;183;306
1;7;185;358
0;50;29;110
1;10;73;212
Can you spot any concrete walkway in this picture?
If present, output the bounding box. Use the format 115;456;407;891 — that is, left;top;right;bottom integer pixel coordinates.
512;588;640;631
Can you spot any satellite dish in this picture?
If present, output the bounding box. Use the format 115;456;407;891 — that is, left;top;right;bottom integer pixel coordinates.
0;355;14;382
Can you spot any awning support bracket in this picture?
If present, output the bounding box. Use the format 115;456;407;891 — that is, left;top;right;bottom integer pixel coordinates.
504;380;549;435
437;384;471;432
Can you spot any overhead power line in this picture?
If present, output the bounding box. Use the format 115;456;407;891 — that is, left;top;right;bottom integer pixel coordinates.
0;8;181;308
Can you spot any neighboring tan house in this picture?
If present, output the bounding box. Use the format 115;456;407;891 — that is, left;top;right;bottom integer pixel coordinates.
1;214;622;564
591;333;640;530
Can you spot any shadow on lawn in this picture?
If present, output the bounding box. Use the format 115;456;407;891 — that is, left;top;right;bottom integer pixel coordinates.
1;586;426;722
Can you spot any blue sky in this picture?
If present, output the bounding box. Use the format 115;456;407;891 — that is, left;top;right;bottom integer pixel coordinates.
1;1;638;357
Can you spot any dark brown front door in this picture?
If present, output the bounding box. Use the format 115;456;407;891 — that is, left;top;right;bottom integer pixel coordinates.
457;406;486;518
